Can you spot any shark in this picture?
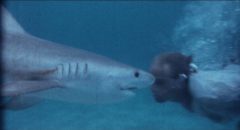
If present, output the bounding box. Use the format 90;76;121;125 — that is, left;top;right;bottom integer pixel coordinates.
1;7;155;109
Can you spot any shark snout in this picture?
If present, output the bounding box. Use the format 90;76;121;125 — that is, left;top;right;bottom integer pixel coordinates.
124;69;155;88
118;70;155;97
147;73;156;85
139;70;155;88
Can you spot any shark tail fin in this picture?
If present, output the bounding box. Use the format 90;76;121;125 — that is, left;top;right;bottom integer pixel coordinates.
2;6;26;34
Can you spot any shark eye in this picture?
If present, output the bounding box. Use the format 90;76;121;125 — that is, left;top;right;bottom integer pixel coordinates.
134;71;140;78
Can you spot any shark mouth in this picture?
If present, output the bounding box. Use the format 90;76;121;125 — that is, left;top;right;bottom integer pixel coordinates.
120;86;138;96
118;85;139;96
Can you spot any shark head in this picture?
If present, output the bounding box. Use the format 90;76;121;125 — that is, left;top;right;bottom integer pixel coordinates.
62;60;155;104
95;65;155;103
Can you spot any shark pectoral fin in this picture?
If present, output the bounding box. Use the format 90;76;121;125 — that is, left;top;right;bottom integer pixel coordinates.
2;81;61;97
2;96;42;110
28;68;58;79
3;96;42;110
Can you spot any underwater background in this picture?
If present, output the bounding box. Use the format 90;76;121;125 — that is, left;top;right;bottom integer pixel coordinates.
3;1;240;130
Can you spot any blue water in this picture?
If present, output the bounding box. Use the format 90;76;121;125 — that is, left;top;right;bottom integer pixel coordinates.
3;1;240;130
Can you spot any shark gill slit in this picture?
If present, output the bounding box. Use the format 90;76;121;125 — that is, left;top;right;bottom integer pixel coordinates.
83;63;88;76
75;63;79;76
68;63;71;77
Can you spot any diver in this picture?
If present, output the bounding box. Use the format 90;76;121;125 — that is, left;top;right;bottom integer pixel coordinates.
150;52;240;123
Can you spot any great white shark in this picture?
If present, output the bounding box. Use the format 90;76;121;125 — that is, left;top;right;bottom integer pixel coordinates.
1;7;155;108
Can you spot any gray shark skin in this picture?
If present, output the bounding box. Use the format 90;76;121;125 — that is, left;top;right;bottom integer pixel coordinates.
1;7;155;107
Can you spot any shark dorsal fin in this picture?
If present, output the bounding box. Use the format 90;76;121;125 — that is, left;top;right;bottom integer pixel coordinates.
2;7;26;34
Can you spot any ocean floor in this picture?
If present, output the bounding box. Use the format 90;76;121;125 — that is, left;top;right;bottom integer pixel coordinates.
4;90;234;130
